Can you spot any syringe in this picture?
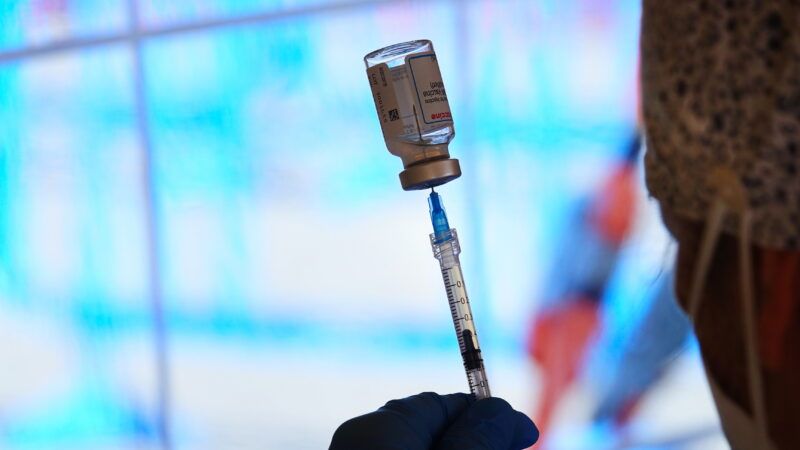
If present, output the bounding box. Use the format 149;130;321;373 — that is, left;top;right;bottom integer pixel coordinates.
428;190;491;399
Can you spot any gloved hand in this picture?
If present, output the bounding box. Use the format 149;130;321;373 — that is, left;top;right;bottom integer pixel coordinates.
329;392;538;450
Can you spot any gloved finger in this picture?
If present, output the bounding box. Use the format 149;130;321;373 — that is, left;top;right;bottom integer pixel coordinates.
510;410;539;449
435;397;539;450
330;392;473;450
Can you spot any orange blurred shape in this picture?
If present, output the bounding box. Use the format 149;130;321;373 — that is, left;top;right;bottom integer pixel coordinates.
527;299;601;440
589;166;636;245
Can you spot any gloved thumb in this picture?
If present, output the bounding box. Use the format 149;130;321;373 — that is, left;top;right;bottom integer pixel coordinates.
435;397;539;450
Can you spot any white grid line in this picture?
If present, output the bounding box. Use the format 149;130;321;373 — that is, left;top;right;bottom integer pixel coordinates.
0;0;405;64
124;0;172;446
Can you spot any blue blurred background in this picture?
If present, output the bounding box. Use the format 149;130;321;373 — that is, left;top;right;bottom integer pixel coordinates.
0;0;728;449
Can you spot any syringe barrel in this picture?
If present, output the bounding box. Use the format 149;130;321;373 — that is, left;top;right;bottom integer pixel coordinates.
430;229;491;399
467;369;491;400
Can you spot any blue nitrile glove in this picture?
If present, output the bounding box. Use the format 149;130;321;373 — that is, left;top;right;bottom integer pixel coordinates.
329;392;538;450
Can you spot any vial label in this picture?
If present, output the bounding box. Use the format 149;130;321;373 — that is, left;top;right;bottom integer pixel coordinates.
406;52;452;127
389;65;424;140
367;53;453;143
366;63;405;139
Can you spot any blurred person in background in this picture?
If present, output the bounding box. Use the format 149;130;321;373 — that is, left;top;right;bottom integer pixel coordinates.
525;132;641;438
526;130;692;448
525;130;693;448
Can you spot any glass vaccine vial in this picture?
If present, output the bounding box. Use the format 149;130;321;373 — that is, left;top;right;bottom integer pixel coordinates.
364;39;461;190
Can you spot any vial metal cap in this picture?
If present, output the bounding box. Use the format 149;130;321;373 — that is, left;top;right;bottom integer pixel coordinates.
399;158;461;191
